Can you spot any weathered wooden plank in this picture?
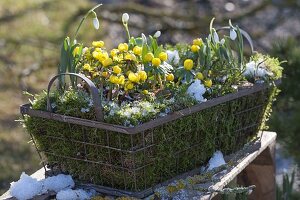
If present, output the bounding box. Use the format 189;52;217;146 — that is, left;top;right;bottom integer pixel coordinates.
0;131;277;200
199;131;276;200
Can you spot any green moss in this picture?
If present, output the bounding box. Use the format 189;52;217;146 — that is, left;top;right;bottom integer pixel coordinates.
23;86;277;193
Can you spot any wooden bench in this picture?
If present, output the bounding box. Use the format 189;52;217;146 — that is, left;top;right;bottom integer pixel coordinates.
1;131;276;200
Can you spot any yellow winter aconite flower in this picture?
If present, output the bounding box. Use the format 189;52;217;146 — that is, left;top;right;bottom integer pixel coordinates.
92;40;105;48
158;52;168;61
73;46;80;56
118;75;125;85
113;65;122;74
166;73;174;81
144;52;154;62
125;81;134;90
110;49;119;57
196;72;204;80
92;72;100;78
142;90;149;95
93;51;109;62
125;53;136;61
184;59;194;70
133;46;142;55
94;47;102;52
83;64;92;71
109;75;118;84
138;71;147;81
152;58;161;67
118;43;128;52
191;45;200;53
126;70;132;76
102;71;109;78
204;79;212;88
102;58;113;67
193;38;203;46
128;72;140;83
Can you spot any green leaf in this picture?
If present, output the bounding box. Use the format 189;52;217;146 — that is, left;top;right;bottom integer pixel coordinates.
134;37;143;46
149;35;158;53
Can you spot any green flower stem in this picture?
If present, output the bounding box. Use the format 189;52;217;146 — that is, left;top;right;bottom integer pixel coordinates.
158;74;163;89
123;23;131;42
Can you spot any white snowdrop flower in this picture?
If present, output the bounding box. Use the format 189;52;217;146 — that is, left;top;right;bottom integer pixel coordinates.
220;38;225;45
92;17;100;30
154;30;161;38
122;13;129;24
230;28;237;40
213;31;220;43
166;50;180;65
80;108;90;113
73;39;77;44
208;34;212;41
187;80;207;102
141;33;147;44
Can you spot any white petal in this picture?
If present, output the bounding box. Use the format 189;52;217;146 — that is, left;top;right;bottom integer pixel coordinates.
213;31;220;43
122;13;129;23
230;29;237;40
154;31;161;38
220;38;225;45
93;18;99;30
141;33;147;44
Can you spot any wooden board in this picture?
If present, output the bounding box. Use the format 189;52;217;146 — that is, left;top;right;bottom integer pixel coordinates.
0;131;277;200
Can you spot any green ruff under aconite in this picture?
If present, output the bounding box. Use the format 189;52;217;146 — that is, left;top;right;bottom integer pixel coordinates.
23;86;277;193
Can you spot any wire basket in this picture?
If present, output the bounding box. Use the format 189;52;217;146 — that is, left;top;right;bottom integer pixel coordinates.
20;73;279;198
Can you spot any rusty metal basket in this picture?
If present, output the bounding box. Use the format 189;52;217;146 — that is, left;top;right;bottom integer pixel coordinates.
20;73;279;198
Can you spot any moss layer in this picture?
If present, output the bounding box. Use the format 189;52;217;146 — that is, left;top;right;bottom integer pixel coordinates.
23;87;277;192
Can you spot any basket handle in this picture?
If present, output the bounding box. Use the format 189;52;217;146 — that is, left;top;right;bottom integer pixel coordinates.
46;73;104;122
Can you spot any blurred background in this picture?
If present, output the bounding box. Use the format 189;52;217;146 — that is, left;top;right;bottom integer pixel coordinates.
0;0;299;197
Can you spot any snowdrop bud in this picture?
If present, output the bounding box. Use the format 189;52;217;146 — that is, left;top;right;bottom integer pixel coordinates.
122;13;129;24
141;33;147;44
220;38;225;45
230;28;237;40
213;31;220;43
154;31;161;38
93;17;99;30
73;39;77;44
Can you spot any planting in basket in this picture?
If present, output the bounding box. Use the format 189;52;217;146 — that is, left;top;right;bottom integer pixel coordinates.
20;4;283;198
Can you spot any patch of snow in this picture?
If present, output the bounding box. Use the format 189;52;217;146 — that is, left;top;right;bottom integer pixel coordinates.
56;189;91;200
207;151;226;171
166;50;180;65
187;80;207;102
9;172;43;200
41;174;74;193
243;60;273;78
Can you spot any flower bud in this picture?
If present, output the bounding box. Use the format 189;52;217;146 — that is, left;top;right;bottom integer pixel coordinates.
93;17;99;30
122;13;129;24
230;28;237;40
154;31;161;38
